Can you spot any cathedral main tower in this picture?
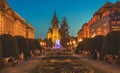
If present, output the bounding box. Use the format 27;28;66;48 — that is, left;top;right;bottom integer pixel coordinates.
51;11;60;44
47;11;60;45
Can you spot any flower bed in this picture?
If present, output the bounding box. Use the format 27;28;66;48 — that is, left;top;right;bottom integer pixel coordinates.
30;52;106;73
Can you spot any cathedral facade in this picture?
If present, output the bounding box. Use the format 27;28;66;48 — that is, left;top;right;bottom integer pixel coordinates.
47;11;69;47
47;11;60;44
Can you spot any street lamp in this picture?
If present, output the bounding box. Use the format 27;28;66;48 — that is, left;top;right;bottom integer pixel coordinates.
70;41;72;45
73;40;76;45
91;33;96;37
78;38;83;42
67;42;69;46
40;42;43;46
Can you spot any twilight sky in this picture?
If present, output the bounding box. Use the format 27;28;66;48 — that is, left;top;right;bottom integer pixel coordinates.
7;0;117;39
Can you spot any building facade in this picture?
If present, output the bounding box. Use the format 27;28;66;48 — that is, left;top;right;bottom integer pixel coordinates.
77;29;83;42
77;1;120;41
47;11;60;44
0;0;34;38
77;23;89;42
90;1;120;37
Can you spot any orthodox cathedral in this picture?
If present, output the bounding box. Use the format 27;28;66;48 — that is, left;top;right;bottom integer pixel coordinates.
47;11;60;44
47;11;69;47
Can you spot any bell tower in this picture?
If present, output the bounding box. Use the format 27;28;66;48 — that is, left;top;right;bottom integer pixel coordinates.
51;11;60;44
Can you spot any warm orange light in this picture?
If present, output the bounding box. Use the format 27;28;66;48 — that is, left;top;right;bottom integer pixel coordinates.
73;41;76;44
78;39;83;42
91;33;96;38
67;42;69;45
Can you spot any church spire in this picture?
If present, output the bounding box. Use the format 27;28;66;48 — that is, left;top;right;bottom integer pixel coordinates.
51;10;59;29
51;10;59;23
54;9;56;17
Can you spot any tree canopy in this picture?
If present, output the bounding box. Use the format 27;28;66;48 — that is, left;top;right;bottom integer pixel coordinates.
0;34;19;59
100;31;120;60
15;36;30;58
0;39;2;59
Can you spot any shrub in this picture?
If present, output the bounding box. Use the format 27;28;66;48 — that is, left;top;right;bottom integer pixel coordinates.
100;31;120;60
0;34;19;59
82;38;93;51
76;38;93;52
76;41;84;53
15;36;30;60
0;39;2;60
0;39;3;69
92;35;104;52
44;38;52;48
28;39;36;51
34;39;42;50
117;49;120;64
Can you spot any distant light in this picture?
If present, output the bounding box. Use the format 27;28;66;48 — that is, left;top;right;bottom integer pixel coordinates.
78;39;83;42
55;39;61;49
91;33;96;38
67;42;69;45
70;41;72;45
73;41;76;44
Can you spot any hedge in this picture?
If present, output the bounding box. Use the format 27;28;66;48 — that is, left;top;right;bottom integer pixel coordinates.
15;36;30;60
100;31;120;60
0;34;19;59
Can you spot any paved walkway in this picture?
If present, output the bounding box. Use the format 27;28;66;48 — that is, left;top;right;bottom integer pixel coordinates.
77;55;120;73
0;56;43;73
1;54;120;73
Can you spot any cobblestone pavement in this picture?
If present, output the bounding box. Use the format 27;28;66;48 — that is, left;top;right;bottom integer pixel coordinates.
1;54;120;73
0;56;44;73
77;55;120;73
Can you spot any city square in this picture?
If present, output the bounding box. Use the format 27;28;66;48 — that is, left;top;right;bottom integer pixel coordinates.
0;0;120;73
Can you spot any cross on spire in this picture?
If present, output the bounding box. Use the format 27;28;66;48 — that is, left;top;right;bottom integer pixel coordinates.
54;9;56;16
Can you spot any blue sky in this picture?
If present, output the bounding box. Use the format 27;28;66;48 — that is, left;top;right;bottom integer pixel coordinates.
7;0;117;39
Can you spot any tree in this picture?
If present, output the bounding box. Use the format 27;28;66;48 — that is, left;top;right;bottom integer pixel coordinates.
27;39;36;51
75;41;84;54
44;38;52;48
0;34;19;59
60;17;69;48
0;39;2;60
76;38;92;53
100;31;120;60
15;36;30;60
33;39;42;50
117;49;120;65
92;35;104;52
0;39;3;69
82;38;93;51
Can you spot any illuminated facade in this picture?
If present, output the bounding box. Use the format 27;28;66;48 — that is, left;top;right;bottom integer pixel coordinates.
77;30;83;42
0;0;34;38
77;23;88;42
77;1;120;41
90;1;120;37
47;11;60;44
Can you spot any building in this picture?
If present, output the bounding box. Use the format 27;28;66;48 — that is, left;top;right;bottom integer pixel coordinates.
90;1;120;37
47;12;70;48
77;29;83;42
47;11;60;44
77;23;89;42
77;1;120;41
0;0;34;38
